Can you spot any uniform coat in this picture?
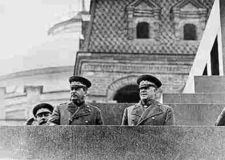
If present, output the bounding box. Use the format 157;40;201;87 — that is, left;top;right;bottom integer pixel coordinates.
48;102;103;125
215;107;225;126
121;99;175;126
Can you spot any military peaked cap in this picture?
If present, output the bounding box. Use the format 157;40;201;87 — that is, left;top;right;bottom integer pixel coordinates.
33;103;54;117
69;75;91;88
137;74;162;88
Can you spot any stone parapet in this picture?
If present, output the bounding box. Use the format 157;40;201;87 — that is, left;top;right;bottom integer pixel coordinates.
163;93;225;104
195;76;225;93
0;126;225;159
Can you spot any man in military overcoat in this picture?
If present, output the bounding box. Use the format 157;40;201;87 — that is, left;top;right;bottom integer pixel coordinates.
121;74;175;126
48;76;103;125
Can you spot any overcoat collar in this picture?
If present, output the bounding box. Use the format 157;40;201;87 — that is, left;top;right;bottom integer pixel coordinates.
67;102;78;113
131;99;156;116
131;103;143;117
67;102;91;120
136;99;164;125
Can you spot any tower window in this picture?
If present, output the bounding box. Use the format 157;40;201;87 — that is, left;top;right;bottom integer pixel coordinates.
184;23;197;40
136;22;149;39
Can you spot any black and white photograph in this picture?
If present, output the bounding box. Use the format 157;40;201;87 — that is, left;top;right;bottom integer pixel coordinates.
0;0;225;159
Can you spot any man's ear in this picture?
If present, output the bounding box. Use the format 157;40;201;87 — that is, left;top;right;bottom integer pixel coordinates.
83;87;88;94
155;88;162;101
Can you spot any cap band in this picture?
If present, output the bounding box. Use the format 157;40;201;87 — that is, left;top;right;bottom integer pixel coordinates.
70;81;86;87
36;108;51;116
139;80;157;88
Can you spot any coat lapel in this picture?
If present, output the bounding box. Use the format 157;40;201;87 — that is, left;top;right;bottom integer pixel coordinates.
72;105;91;119
131;103;143;117
137;100;163;125
67;102;77;113
130;103;144;125
68;103;91;121
66;102;91;124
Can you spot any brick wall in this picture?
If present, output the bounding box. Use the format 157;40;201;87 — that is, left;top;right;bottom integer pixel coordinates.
76;52;195;102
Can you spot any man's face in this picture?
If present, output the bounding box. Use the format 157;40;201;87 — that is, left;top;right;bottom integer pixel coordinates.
70;84;87;104
139;85;157;101
36;108;52;125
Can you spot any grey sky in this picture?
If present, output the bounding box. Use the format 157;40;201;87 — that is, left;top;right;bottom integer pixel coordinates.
0;0;89;75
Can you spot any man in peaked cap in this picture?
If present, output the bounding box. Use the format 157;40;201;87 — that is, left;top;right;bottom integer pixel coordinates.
121;74;175;126
48;76;103;125
26;103;54;125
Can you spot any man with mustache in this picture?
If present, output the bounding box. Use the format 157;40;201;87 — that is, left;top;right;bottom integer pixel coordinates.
121;74;175;126
48;76;103;125
26;103;54;125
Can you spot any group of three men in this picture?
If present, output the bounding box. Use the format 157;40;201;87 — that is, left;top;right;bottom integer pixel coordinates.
27;74;176;126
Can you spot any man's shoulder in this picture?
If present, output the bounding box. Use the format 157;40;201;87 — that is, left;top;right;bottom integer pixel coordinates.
126;103;139;110
86;103;101;112
156;102;173;112
56;102;70;109
25;117;37;125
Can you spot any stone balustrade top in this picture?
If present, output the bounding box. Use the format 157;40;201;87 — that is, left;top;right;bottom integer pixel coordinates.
0;126;225;160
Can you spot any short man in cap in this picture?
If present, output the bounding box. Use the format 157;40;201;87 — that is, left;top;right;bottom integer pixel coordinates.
121;74;175;126
26;103;54;125
48;76;103;125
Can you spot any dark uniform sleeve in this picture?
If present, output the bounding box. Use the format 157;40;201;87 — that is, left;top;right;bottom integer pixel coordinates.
96;108;104;125
48;105;60;125
215;107;225;126
121;108;128;125
165;106;175;125
25;117;36;125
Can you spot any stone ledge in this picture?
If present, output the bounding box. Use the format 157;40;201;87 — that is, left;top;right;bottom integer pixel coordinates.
0;126;225;160
195;76;225;93
163;93;225;104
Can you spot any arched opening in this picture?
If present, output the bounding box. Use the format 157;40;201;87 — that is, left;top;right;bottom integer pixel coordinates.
136;22;149;39
184;23;197;40
113;85;139;103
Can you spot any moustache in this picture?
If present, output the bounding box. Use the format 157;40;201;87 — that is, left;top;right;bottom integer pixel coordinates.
71;93;79;97
140;91;147;94
39;119;47;125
